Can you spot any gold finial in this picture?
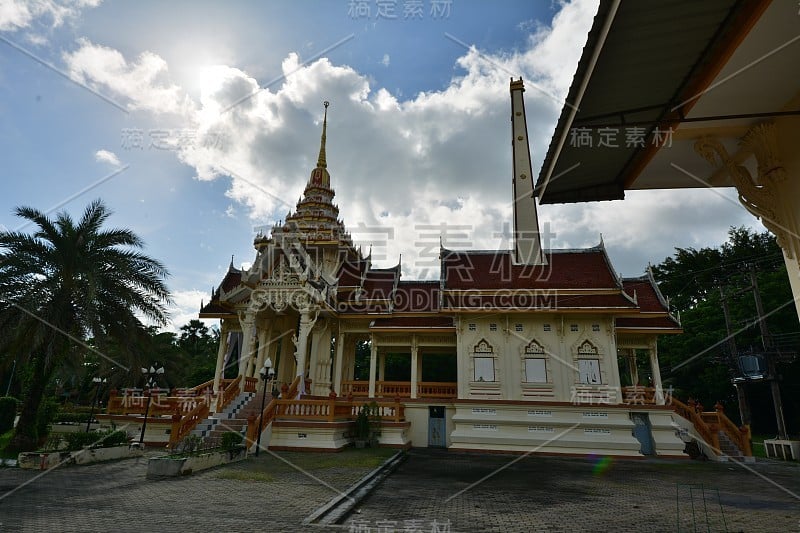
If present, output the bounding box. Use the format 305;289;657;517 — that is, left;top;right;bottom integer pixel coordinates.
317;101;329;169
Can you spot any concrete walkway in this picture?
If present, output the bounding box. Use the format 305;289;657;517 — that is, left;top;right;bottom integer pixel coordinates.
0;448;798;532
343;449;800;532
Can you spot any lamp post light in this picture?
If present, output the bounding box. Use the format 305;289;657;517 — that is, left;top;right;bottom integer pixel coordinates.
86;376;107;433
138;364;165;448
255;357;275;457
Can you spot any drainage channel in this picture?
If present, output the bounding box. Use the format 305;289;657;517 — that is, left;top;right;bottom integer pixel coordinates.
303;450;407;527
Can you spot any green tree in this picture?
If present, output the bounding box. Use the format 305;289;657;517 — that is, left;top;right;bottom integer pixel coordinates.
176;320;218;385
652;227;799;433
0;200;170;450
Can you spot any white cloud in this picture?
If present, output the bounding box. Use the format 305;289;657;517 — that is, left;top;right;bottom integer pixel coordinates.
0;0;101;32
165;289;216;333
63;38;195;115
380;53;390;67
94;148;120;167
58;0;760;280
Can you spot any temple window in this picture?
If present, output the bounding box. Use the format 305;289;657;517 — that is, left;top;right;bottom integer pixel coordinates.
576;340;601;384
472;339;496;382
523;339;548;383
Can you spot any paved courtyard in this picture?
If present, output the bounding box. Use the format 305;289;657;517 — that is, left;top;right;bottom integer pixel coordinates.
0;448;797;532
345;450;800;532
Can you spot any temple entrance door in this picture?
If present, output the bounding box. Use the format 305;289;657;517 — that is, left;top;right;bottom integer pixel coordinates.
631;413;654;455
428;406;446;448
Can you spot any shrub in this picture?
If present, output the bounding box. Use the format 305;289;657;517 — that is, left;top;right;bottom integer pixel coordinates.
42;433;63;451
36;398;60;443
178;434;202;454
0;397;17;434
54;412;91;424
64;431;101;451
100;430;128;448
221;431;243;451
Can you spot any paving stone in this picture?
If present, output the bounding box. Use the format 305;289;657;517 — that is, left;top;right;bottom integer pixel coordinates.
1;449;798;532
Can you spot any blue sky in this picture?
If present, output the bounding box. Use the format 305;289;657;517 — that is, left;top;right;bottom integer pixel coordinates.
0;0;757;329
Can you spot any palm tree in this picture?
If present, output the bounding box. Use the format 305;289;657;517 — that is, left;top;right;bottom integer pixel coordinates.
0;199;170;450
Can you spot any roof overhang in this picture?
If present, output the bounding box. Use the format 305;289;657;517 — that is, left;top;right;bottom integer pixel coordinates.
536;0;800;204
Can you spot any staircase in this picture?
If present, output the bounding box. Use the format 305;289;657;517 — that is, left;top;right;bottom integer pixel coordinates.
192;391;261;442
671;397;753;462
717;431;745;461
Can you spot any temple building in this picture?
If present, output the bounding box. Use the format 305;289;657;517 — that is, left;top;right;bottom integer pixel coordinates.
131;78;749;459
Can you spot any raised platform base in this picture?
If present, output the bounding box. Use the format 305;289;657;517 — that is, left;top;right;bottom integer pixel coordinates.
449;403;686;458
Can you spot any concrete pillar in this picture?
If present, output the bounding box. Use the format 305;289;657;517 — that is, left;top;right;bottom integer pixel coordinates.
212;321;229;395
255;320;273;388
368;338;377;398
238;314;256;388
294;311;315;395
333;331;345;394
649;342;665;405
410;339;419;399
627;349;639;386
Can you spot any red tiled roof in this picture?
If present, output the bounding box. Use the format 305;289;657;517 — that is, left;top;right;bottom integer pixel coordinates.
441;291;637;311
199;300;232;316
370;316;454;329
337;258;369;287
622;277;668;313
442;249;619;290
361;268;398;299
616;316;681;330
220;269;242;293
393;281;440;312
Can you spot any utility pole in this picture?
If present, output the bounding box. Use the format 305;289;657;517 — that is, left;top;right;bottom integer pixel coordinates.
750;264;788;439
720;285;751;426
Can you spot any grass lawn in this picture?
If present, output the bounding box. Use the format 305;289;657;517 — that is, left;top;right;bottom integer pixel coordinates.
217;446;397;482
751;434;769;459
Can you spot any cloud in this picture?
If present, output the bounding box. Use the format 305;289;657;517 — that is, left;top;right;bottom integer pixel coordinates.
94;148;120;167
165;289;216;333
57;0;760;281
0;0;102;32
380;53;390;67
63;38;195;115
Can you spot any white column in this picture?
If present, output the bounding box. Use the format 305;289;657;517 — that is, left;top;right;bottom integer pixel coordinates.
294;311;315;395
238;314;256;385
212;321;229;395
255;320;273;387
368;338;377;398
410;337;419;399
649;342;665;405
333;331;345;394
627;349;639;386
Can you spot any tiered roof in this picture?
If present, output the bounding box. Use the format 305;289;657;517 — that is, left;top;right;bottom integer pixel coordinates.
200;98;681;336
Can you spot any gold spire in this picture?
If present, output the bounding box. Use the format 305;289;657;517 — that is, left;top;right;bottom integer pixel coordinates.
317;101;329;169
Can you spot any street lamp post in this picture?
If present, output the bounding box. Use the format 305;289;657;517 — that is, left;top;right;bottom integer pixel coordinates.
255;357;275;457
86;376;107;433
138;364;165;448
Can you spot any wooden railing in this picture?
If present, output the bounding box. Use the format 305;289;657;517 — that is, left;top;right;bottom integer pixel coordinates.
419;382;457;398
621;386;657;405
244;377;258;393
107;392;203;416
342;381;369;396
671;397;720;451
341;380;457;399
168;400;210;448
216;375;242;412
244;376;301;449
705;404;753;457
189;379;215;394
